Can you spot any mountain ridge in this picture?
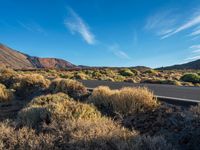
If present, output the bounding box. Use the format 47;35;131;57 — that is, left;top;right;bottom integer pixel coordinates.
0;44;75;69
1;43;200;70
158;59;200;70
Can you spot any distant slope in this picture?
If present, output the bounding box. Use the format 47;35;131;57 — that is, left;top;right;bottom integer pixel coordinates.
0;44;75;69
158;59;200;70
28;57;75;69
0;44;33;69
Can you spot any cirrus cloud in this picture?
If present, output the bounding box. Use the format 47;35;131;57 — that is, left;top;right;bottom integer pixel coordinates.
65;8;96;45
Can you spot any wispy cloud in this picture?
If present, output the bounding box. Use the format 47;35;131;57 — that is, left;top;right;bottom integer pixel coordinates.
190;27;200;36
65;7;130;60
145;10;176;30
162;11;200;39
185;44;200;61
145;10;178;38
108;44;130;59
158;29;174;36
190;44;200;53
185;55;200;61
192;49;200;53
65;8;96;45
190;44;200;49
17;20;46;35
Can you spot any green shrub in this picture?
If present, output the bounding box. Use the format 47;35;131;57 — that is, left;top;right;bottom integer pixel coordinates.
144;69;157;74
180;73;200;83
142;79;181;86
114;75;126;82
92;71;102;78
130;69;140;75
100;69;115;77
119;69;134;77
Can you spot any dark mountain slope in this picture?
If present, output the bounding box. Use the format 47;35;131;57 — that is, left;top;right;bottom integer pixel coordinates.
158;59;200;70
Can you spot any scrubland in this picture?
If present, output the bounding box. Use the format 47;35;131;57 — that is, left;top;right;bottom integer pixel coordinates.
0;68;199;149
20;68;200;86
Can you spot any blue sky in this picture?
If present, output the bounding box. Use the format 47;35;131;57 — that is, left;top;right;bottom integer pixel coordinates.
1;0;200;68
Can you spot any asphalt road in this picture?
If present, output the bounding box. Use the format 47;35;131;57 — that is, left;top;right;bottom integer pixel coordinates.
79;80;200;101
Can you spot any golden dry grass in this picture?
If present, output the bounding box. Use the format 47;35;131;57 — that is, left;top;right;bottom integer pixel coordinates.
19;73;50;88
0;119;139;150
0;68;19;88
0;121;55;149
49;78;88;99
89;86;159;115
15;74;50;97
17;93;101;127
13;92;147;150
0;83;14;102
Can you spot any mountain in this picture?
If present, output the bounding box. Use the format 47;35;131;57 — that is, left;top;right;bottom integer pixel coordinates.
158;59;200;70
0;44;75;69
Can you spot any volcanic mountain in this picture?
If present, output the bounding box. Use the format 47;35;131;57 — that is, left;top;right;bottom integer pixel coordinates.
0;44;75;69
158;59;200;70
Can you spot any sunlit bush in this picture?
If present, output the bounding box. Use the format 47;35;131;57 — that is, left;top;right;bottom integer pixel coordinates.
18;93;101;127
49;78;88;99
0;68;19;88
89;86;159;115
74;72;89;80
15;74;50;98
0;83;14;102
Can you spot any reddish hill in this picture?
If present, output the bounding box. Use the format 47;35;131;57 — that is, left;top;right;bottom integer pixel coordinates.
0;44;75;69
28;57;75;69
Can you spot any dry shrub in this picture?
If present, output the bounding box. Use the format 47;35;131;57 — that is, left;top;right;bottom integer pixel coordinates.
74;72;89;80
190;104;200;117
0;119;136;150
0;92;173;149
17;107;51;128
0;83;14;102
49;78;88;99
89;86;159;115
0;121;54;149
132;135;173;150
0;120;173;150
0;68;19;88
17;93;101;127
52;118;136;149
16;93;141;149
16;74;50;98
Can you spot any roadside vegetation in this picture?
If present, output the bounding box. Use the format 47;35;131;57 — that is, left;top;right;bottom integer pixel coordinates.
0;68;199;149
19;68;200;87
